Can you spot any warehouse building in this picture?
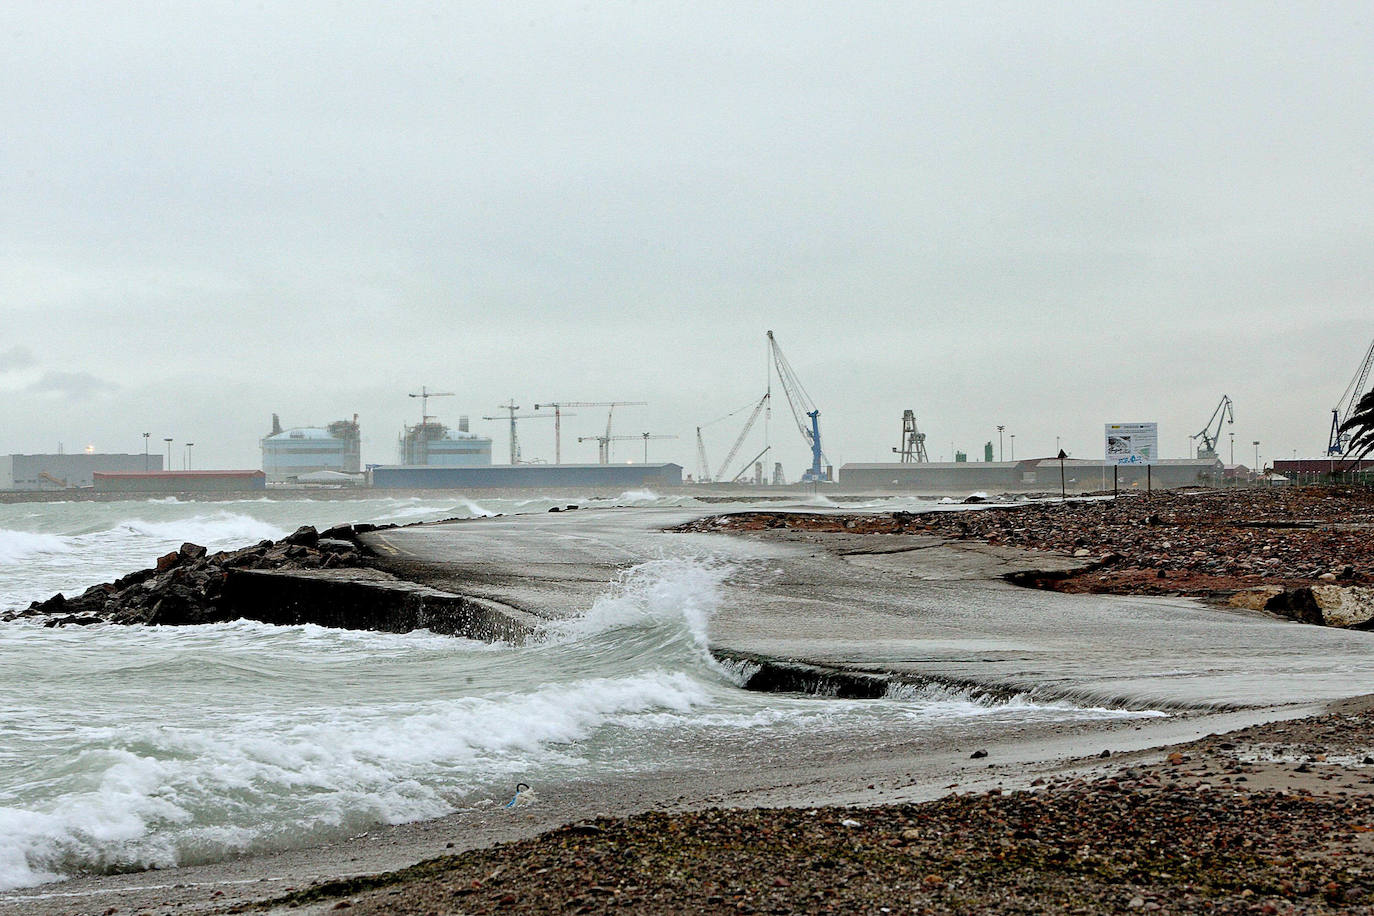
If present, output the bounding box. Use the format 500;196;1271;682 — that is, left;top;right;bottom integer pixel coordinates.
93;470;267;494
261;414;361;482
2;452;163;491
370;463;682;490
838;457;1224;492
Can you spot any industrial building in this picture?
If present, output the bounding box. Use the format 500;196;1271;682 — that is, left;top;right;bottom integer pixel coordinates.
839;457;1225;492
261;415;361;482
398;416;492;466
2;452;163;490
370;463;682;490
92;470;267;494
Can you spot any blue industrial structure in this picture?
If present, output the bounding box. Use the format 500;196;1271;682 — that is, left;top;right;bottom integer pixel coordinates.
370;463;682;489
767;330;829;482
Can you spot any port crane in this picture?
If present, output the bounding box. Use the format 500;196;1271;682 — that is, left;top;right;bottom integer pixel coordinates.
534;401;647;464
481;401;566;465
408;386;454;424
893;409;929;463
1190;395;1235;460
1328;337;1374;456
767;330;827;482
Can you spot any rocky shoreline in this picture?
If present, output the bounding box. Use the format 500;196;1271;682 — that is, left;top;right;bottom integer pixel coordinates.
677;487;1374;629
0;523;384;627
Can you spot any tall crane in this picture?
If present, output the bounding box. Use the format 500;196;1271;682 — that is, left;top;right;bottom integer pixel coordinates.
578;433;679;464
481;401;565;465
1190;395;1235;460
533;401;647;464
893;409;929;463
695;398;765;482
408;386;454;424
1328;337;1374;456
713;392;770;481
767;330;827;482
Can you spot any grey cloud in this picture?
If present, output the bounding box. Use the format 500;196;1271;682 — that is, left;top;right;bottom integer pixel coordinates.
26;371;116;401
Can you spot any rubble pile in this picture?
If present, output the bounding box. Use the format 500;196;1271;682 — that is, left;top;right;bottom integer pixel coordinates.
680;487;1374;627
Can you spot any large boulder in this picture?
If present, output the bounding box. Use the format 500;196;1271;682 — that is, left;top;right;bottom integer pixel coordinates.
1267;585;1374;629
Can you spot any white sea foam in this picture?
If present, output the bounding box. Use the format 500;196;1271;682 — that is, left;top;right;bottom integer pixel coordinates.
109;512;287;548
0;529;72;565
0;669;709;890
550;556;730;649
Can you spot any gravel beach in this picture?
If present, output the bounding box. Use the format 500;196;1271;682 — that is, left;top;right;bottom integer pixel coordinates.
243;698;1374;915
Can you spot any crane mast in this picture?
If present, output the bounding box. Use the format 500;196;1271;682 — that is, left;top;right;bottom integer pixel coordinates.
480;401;564;464
893;409;929;463
1328;338;1374;456
767;330;826;482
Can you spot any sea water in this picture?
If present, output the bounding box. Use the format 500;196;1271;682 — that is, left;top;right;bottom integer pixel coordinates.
0;493;1156;890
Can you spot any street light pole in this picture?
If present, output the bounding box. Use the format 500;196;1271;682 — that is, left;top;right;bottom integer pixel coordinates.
1010;434;1016;461
185;443;194;470
164;438;173;470
997;425;1005;461
1253;441;1261;476
143;432;150;471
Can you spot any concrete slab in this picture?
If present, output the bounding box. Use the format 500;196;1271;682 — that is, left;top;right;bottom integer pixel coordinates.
357;506;1374;711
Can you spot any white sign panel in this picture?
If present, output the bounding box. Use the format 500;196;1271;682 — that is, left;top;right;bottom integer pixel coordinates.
1105;422;1158;465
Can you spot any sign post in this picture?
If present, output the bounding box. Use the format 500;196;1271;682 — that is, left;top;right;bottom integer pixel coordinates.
1105;422;1159;497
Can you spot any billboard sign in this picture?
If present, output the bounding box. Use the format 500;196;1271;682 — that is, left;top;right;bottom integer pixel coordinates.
1105;422;1158;465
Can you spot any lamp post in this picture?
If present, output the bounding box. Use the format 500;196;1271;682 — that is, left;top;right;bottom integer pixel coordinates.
164;438;173;470
997;425;1005;461
1010;434;1016;461
1253;441;1261;477
185;443;194;471
143;432;150;471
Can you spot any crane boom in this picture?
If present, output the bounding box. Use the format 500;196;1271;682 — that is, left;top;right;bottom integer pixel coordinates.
1190;395;1234;459
1329;338;1374;456
715;393;769;481
408;386;454;424
695;427;710;481
534;401;647;464
730;446;770;483
767;330;826;481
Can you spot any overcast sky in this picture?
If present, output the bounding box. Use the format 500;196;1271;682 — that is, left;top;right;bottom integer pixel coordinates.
3;1;1372;475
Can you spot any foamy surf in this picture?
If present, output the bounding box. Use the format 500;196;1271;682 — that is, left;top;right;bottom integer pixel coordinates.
0;497;1164;891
